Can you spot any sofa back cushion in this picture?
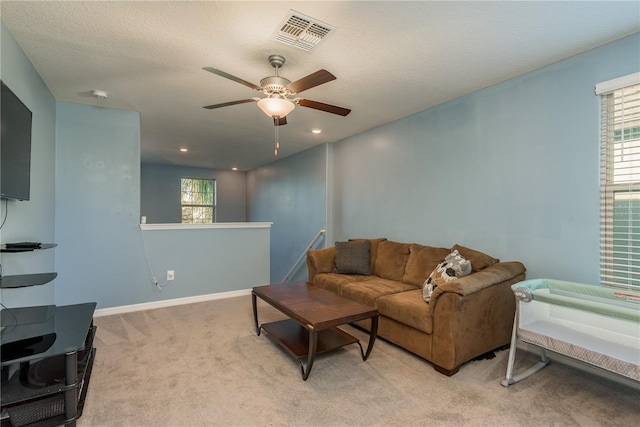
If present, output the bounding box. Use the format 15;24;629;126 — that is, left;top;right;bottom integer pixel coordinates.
451;244;499;272
402;244;452;287
349;238;387;273
373;241;411;281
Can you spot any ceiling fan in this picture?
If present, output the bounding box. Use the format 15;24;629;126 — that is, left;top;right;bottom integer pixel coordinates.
202;55;351;128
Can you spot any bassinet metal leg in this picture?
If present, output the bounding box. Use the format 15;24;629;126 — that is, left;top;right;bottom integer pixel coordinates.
501;313;520;387
501;305;551;387
502;347;550;386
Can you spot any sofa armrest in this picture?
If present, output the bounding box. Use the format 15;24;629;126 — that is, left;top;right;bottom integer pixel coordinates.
430;261;526;305
428;261;526;372
306;247;336;282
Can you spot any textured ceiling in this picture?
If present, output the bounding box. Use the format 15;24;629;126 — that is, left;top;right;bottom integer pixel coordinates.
2;1;639;171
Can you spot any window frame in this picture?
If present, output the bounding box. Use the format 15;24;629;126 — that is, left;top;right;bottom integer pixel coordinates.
180;177;216;224
596;73;640;291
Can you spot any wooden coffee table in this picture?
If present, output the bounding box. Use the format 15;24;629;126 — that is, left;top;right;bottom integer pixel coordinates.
252;281;379;380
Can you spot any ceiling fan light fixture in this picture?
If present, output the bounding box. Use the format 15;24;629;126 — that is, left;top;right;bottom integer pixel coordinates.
257;97;295;118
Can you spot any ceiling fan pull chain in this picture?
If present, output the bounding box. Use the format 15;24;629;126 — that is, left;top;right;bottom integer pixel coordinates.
274;123;280;156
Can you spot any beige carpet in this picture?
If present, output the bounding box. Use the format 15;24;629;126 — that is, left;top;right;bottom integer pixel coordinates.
78;295;640;426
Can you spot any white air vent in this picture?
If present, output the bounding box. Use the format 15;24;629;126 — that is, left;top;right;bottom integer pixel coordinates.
271;10;336;52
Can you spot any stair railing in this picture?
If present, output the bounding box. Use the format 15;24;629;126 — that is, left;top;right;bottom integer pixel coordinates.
282;229;326;282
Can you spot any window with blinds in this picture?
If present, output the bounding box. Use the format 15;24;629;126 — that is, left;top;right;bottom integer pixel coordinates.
597;74;640;290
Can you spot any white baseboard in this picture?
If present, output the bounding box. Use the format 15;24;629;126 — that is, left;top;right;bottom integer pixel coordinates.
93;289;252;317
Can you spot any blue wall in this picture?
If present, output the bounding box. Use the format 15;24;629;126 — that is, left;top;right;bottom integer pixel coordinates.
139;225;271;296
247;144;328;283
330;33;639;284
54;103;269;308
54;101;150;307
0;23;57;308
140;163;247;223
258;33;639;286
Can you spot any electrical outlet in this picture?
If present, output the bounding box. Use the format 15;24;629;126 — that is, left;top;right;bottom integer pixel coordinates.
167;270;175;281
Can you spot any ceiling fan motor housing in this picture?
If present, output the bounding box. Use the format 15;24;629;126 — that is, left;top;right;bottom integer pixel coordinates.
260;75;292;97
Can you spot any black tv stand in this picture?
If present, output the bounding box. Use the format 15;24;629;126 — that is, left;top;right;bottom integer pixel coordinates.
0;303;96;426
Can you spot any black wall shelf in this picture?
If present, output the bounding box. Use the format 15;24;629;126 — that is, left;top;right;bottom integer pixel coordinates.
1;243;58;289
0;272;58;289
1;243;57;253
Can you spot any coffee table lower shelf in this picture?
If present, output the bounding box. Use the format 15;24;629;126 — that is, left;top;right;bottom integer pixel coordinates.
260;319;365;379
262;319;360;357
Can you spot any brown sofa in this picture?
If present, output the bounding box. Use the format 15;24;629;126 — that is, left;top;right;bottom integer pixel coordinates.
306;238;526;375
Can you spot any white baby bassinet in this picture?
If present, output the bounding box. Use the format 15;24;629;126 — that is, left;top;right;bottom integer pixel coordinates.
501;278;640;386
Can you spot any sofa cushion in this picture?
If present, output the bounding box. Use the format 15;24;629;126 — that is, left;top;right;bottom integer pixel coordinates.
423;250;472;302
403;244;452;287
313;272;373;295
373;241;411;281
334;240;371;275
341;277;416;308
378;289;433;334
451;244;499;272
349;238;387;273
307;246;336;274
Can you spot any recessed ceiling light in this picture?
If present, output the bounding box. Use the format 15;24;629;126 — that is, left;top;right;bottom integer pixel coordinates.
232;167;238;171
311;129;322;134
179;148;188;152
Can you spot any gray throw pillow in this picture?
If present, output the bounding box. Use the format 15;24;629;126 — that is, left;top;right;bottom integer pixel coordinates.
334;240;371;275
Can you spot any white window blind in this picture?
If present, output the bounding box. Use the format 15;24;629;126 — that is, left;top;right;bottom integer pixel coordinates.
598;73;640;290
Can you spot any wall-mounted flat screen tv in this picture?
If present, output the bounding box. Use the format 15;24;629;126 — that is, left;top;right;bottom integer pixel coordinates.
1;80;32;201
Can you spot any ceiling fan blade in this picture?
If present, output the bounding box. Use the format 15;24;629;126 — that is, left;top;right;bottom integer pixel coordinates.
287;70;336;94
273;116;287;126
202;67;262;91
297;99;351;116
203;99;258;109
